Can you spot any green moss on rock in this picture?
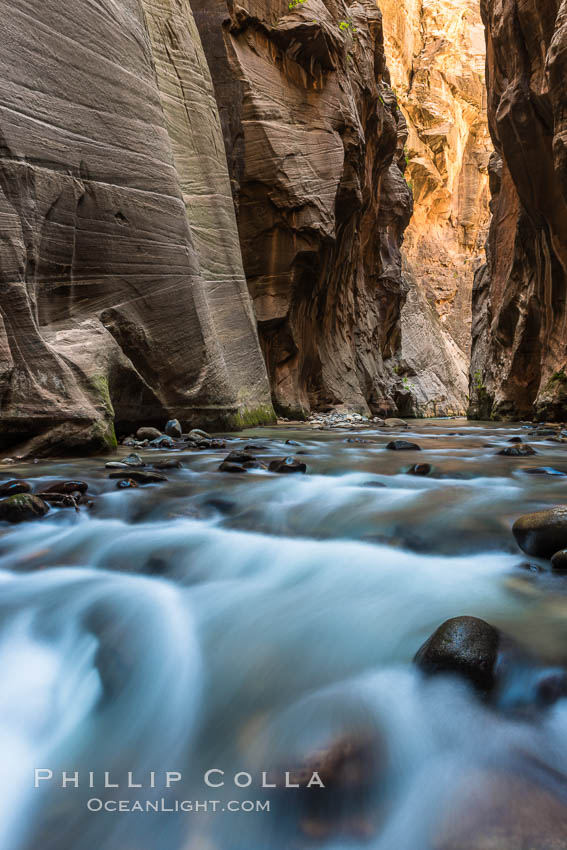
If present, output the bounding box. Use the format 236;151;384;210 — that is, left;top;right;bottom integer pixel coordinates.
229;404;277;429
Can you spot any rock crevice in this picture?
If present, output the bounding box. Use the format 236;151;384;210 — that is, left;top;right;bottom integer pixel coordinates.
470;0;567;420
381;0;492;416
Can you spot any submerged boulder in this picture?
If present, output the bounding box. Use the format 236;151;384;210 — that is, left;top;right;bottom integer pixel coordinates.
513;507;567;558
218;461;247;473
116;478;139;489
0;480;31;497
386;440;421;451
152;459;183;470
0;493;50;523
41;480;88;495
224;450;258;464
108;470;167;485
407;464;431;476
497;444;537;456
436;772;567;850
269;457;307;474
187;429;211;441
414;616;500;692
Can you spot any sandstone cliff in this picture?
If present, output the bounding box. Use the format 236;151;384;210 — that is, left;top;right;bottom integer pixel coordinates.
470;0;567;420
381;0;492;416
193;0;413;418
0;0;273;455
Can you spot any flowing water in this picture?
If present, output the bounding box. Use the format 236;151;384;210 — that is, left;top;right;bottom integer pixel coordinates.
2;420;567;849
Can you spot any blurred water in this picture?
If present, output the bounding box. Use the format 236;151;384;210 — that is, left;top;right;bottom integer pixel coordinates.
1;420;567;848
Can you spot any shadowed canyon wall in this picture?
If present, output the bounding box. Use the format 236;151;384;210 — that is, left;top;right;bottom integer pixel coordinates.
470;0;567;420
381;0;492;416
0;0;273;456
193;0;414;418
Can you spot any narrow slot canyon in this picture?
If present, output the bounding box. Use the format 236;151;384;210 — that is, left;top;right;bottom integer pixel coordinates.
2;5;567;850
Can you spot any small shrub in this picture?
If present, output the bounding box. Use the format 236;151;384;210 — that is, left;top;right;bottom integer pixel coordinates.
339;18;357;34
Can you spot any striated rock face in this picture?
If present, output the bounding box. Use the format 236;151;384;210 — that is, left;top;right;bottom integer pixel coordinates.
470;0;567;420
381;0;492;415
0;0;273;455
397;261;469;417
193;0;413;418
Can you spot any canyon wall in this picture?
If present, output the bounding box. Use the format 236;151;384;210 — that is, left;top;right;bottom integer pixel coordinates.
0;0;273;456
470;0;567;420
381;0;492;416
193;0;414;418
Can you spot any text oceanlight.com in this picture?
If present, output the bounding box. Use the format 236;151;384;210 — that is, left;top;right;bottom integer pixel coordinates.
86;799;271;813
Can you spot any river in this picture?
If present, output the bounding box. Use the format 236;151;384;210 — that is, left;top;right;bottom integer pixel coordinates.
1;419;567;849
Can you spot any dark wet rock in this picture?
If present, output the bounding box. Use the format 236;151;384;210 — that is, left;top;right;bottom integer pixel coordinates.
436;773;567;850
244;444;269;451
106;453;145;469
535;670;567;707
386;440;421;451
531;428;559;437
187;429;211;441
210;439;226;449
551;549;567;572
384;418;408;427
508;436;524;443
362;481;387;488
149;436;175;449
0;493;50;523
164;419;182;438
136;427;162;441
414;616;500;692
41;493;80;510
243;460;268;470
497;444;537;456
202;497;236;514
273;734;382;840
284;735;381;792
0;480;31;497
513;507;567;559
225;450;257;464
108;470;167;485
268;457;307;474
152;459;183;470
407;464;431;476
521;467;566;476
116;478;139;489
286;439;302;446
516;561;545;574
122;453;145;467
42;481;88;495
218;461;247;473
